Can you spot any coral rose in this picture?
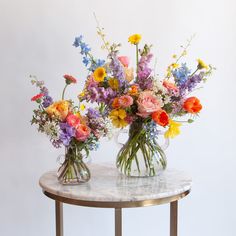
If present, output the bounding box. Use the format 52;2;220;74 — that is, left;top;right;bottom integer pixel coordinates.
137;91;161;118
152;110;169;127
75;124;91;141
163;80;179;93
183;97;202;114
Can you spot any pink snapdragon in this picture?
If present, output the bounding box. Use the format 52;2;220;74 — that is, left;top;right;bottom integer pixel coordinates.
118;56;130;67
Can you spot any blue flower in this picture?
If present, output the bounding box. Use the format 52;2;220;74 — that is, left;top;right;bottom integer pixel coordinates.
80;42;91;55
82;57;90;67
59;123;76;146
73;35;83;48
172;63;191;86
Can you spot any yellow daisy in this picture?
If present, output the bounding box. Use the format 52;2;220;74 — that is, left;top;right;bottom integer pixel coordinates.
197;59;209;70
93;67;107;82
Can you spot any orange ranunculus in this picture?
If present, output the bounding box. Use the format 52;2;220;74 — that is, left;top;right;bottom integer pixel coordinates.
128;84;139;96
112;97;120;109
183;97;202;114
152;109;169;127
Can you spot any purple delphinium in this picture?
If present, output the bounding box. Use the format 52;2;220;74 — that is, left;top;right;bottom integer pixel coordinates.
59;123;76;146
137;53;154;90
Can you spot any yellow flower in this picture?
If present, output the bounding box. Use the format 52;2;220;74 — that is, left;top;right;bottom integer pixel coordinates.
80;104;86;111
171;63;179;69
46;100;70;121
197;59;209;70
109;109;128;128
172;54;177;59
124;67;134;82
164;119;182;139
108;78;119;90
128;34;142;45
93;67;107;82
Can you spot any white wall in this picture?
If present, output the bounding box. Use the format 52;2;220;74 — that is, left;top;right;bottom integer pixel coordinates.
0;0;236;235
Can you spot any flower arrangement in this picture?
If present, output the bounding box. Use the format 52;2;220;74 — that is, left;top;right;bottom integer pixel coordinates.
30;74;111;184
74;26;214;176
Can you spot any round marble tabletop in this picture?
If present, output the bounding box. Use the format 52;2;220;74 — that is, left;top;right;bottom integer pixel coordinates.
39;163;192;208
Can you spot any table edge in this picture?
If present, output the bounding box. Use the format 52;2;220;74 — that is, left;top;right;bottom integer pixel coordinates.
43;189;191;208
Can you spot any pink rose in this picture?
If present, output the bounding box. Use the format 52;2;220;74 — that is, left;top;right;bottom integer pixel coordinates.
118;56;130;67
75;124;91;141
118;95;133;108
66;114;80;128
136;91;161;118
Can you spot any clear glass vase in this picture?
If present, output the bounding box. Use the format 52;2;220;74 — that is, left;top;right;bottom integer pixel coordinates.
116;121;167;177
57;144;90;185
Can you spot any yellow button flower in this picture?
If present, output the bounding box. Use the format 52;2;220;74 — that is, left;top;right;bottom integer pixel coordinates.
164;119;182;139
93;67;107;82
80;104;86;111
197;59;209;70
109;109;128;128
46;100;70;121
128;34;142;45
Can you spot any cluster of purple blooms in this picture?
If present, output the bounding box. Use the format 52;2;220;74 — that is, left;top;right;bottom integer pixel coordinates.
137;53;154;90
59;123;76;146
172;64;203;96
73;35;105;72
40;86;53;108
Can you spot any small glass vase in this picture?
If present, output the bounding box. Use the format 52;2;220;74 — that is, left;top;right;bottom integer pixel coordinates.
116;121;167;177
57;144;90;185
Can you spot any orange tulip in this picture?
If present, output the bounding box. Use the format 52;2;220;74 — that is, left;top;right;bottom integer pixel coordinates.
183;97;202;113
152;109;169;127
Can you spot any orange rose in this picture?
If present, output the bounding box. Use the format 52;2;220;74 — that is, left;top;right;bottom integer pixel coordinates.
152;110;169;127
183;97;202;113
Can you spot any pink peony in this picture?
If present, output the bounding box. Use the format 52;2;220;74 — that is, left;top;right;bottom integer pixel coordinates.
75;124;91;141
118;95;133;108
118;56;130;67
66;114;80;128
136;91;161;118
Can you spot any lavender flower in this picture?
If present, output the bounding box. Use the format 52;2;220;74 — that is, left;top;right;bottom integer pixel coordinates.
108;52;125;80
59;123;76;146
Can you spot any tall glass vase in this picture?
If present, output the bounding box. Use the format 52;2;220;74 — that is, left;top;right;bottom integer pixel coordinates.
57;144;90;185
116;121;167;177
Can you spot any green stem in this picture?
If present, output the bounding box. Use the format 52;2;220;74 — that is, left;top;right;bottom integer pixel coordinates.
62;84;68;100
189;68;198;78
136;44;139;76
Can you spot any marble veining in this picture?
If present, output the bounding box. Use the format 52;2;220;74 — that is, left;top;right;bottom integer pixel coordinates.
39;163;192;202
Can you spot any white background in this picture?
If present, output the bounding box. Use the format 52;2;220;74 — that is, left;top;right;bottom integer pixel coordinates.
0;0;236;235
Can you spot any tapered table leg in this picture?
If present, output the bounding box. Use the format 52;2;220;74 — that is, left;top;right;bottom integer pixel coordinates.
55;201;63;236
115;208;122;236
170;201;178;236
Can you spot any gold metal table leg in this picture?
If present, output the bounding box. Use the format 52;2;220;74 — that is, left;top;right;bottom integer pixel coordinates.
170;201;178;236
55;201;63;236
115;208;122;236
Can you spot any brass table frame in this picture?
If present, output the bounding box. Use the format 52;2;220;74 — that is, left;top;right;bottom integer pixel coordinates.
43;189;190;236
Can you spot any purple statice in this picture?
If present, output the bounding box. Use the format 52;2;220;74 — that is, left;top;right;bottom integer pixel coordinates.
59;123;76;146
42;95;53;108
172;63;191;87
40;86;49;95
86;108;101;119
51;139;62;148
179;73;203;95
137;53;154;90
